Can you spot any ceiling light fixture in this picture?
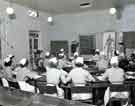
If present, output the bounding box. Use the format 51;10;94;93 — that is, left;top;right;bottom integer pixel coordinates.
6;7;14;15
28;10;39;18
109;8;117;15
47;16;53;23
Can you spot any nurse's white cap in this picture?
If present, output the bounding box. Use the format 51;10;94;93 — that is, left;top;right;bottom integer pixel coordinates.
116;50;120;55
100;51;105;56
4;57;11;63
7;54;14;59
110;56;119;64
45;52;50;56
49;57;58;64
19;58;27;65
96;49;100;52
60;48;64;52
75;57;84;64
74;52;79;57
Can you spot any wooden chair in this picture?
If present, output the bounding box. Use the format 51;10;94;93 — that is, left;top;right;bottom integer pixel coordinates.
0;78;3;86
7;80;20;89
38;83;57;95
70;85;93;104
109;84;130;106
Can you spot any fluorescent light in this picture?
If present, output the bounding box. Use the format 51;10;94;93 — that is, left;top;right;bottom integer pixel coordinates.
6;7;14;15
109;8;117;15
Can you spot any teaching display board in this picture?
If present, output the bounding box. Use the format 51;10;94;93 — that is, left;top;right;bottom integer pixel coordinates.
50;40;69;56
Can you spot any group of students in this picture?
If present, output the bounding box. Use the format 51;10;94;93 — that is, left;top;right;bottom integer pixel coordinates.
41;49;130;106
0;49;132;105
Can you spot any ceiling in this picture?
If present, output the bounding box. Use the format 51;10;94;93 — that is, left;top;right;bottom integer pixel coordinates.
6;0;135;15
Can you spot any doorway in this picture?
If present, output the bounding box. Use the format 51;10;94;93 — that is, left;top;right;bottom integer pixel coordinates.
29;30;40;68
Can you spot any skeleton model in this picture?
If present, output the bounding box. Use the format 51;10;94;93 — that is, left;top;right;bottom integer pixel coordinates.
104;35;115;60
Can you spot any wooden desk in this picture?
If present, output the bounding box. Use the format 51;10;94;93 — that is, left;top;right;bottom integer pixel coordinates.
62;81;135;105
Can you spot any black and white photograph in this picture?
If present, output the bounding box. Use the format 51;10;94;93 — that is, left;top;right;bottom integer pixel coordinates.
0;0;135;106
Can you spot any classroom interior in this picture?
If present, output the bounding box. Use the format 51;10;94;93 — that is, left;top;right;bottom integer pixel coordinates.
0;0;135;106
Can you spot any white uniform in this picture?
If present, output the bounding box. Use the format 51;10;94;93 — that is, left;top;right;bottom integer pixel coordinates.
16;67;30;81
101;67;125;84
102;67;129;106
4;67;13;80
46;68;67;98
68;67;95;100
44;59;50;71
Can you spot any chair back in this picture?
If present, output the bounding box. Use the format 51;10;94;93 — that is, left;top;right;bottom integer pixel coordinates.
38;83;57;94
71;86;92;93
110;84;130;92
7;80;20;89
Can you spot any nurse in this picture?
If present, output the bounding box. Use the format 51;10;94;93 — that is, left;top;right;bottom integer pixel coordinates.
3;57;13;80
16;58;30;81
101;56;129;106
46;57;67;98
44;51;51;71
65;57;95;100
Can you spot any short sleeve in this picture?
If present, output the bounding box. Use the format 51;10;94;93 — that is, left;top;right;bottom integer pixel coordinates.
85;70;95;82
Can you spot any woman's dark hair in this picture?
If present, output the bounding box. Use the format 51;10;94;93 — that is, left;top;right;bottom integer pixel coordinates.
4;61;12;67
20;60;29;68
75;63;84;67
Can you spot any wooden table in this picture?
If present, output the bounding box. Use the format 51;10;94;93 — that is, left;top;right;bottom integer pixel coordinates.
62;81;135;105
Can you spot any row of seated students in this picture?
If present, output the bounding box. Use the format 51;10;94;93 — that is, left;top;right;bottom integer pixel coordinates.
0;51;132;106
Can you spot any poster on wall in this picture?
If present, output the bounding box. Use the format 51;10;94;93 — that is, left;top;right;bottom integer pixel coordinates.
103;32;116;60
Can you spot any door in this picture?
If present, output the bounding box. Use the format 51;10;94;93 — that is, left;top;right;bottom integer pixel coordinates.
29;30;39;68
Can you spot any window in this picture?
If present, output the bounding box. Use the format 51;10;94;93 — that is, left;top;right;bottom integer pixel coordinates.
79;35;96;55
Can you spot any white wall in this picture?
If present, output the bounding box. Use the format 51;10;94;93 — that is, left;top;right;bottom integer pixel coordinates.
1;0;135;60
48;4;135;54
48;10;118;51
0;0;50;62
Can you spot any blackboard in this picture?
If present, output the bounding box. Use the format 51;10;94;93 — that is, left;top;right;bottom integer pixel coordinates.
51;40;68;56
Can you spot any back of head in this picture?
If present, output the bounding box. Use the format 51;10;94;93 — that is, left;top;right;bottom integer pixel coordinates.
95;49;100;55
19;58;28;67
58;53;64;59
45;51;51;58
75;57;84;67
4;57;12;67
7;54;15;60
48;57;58;68
73;52;79;59
110;56;119;67
60;48;64;53
114;50;120;56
